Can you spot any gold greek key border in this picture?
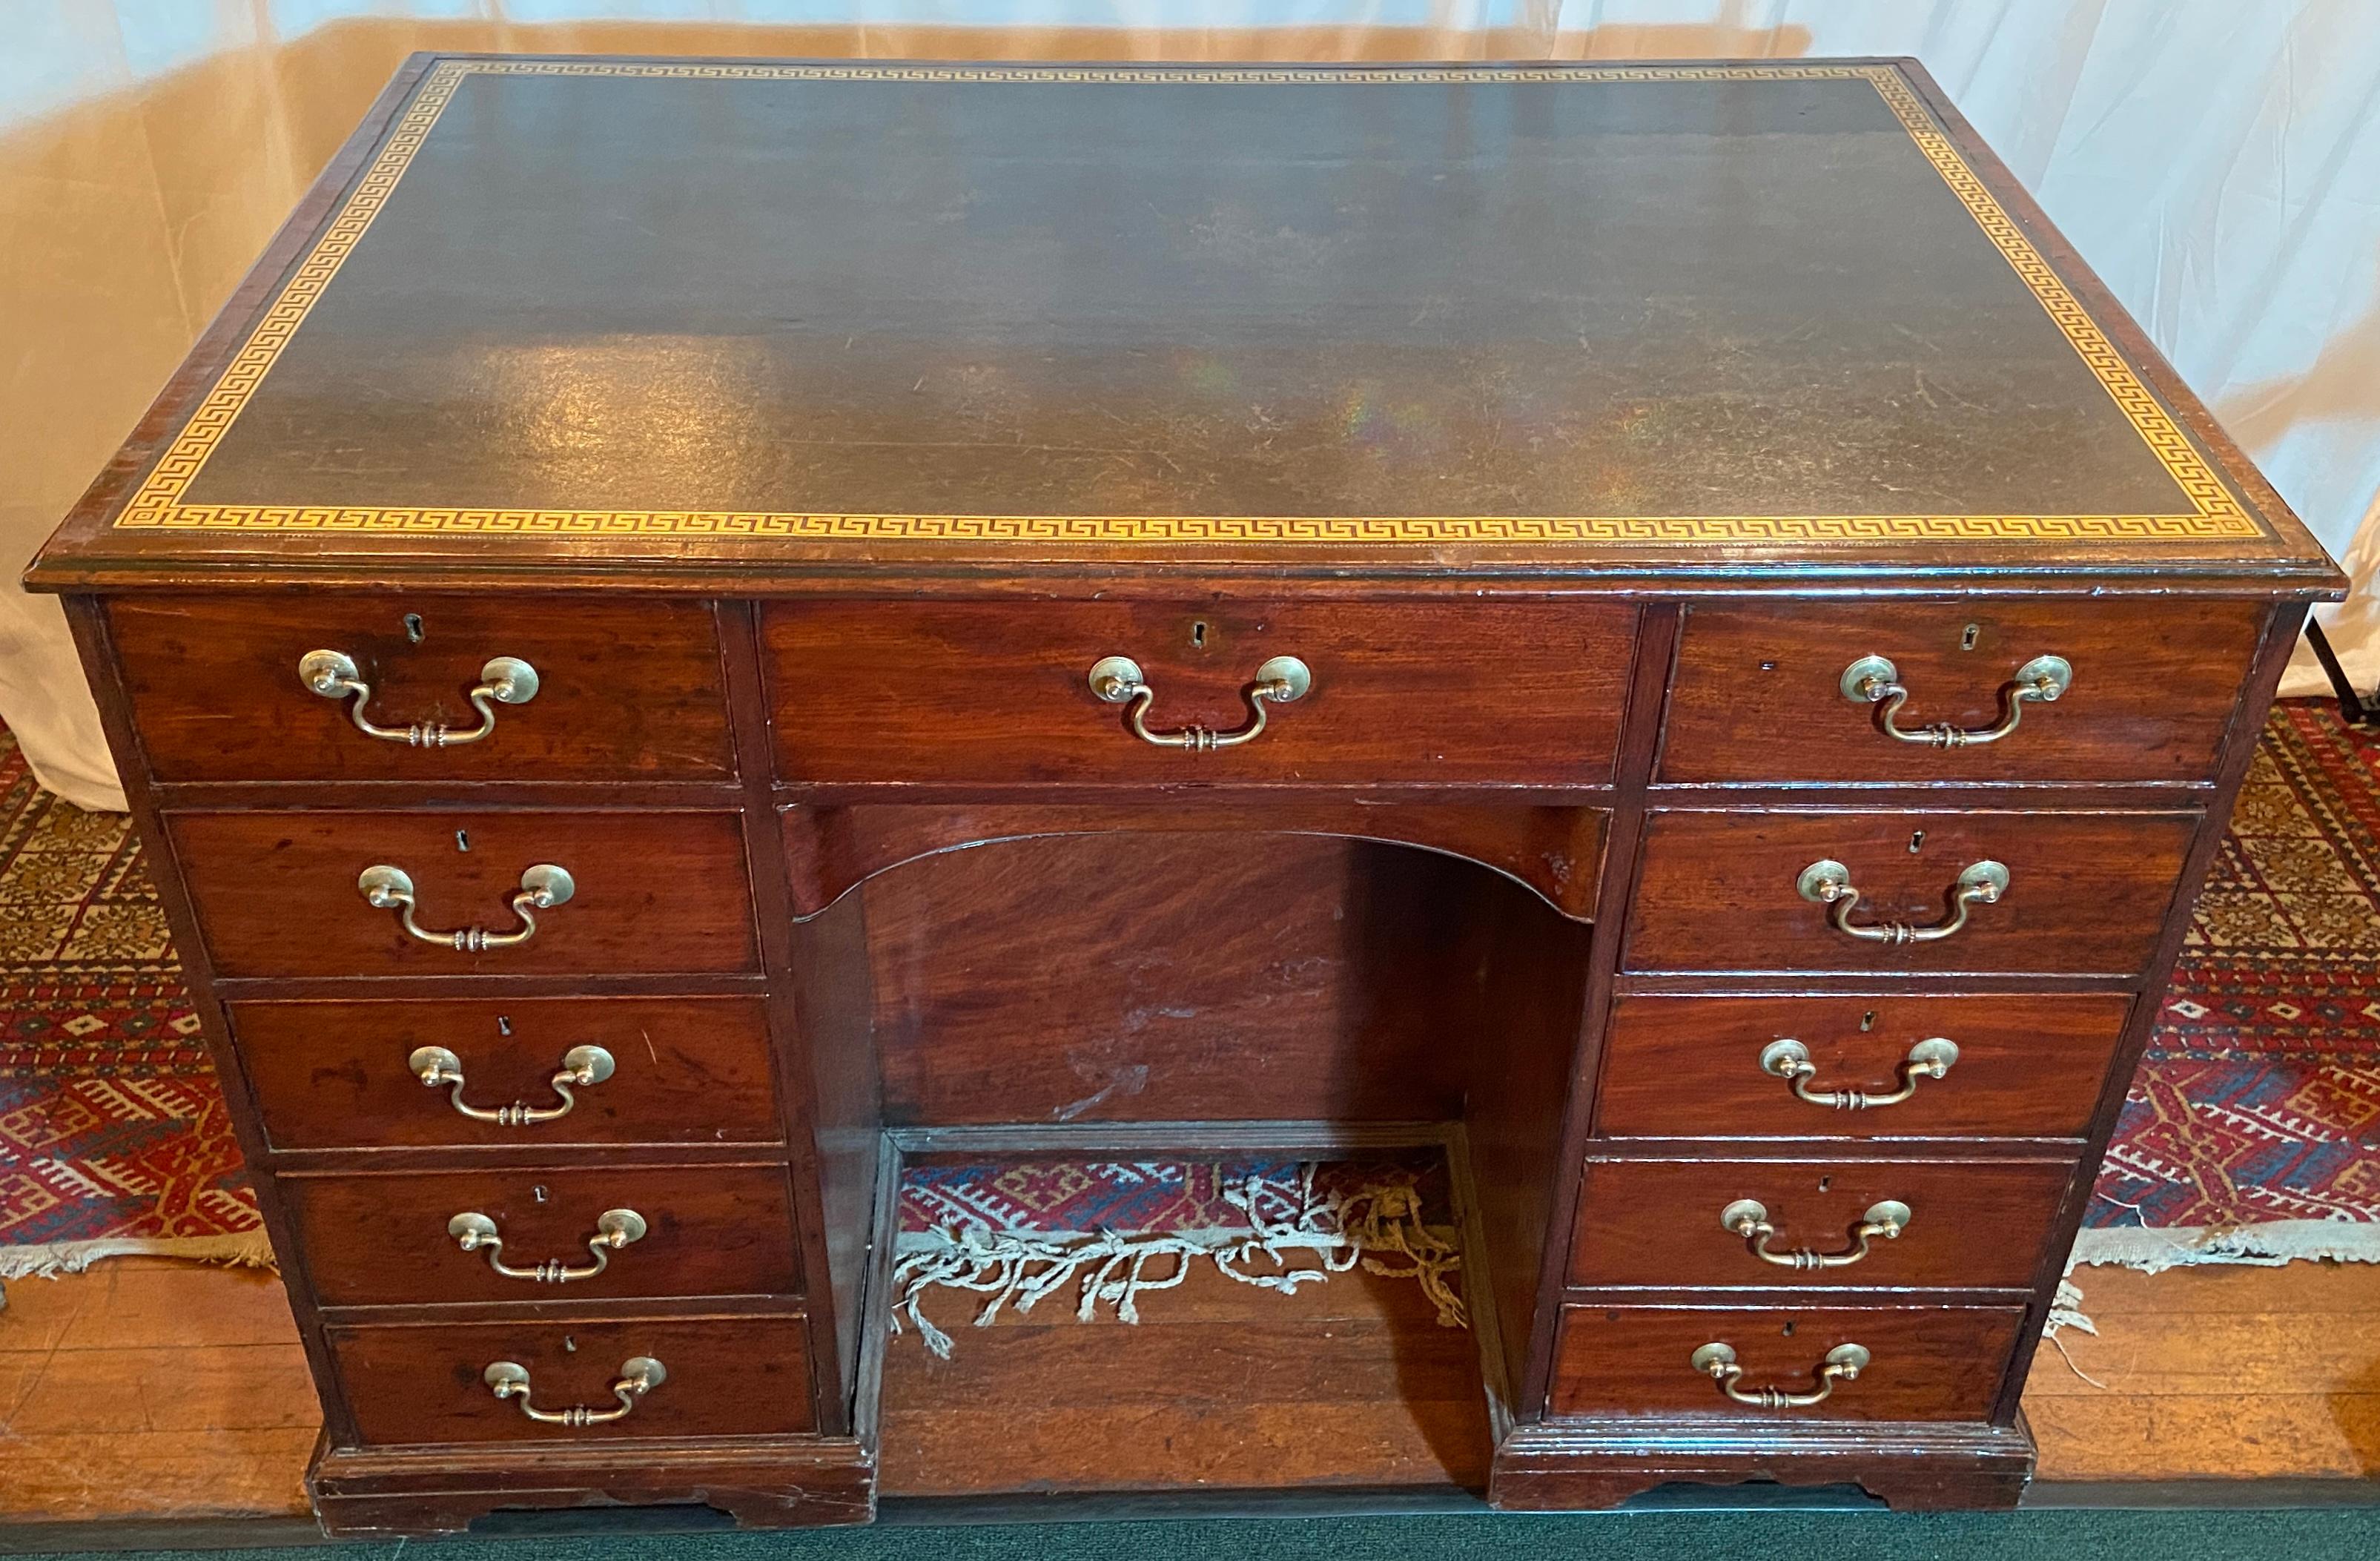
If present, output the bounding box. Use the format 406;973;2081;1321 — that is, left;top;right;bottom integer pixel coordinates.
116;59;2262;544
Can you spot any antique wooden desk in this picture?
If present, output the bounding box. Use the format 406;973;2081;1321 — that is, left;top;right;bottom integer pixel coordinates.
30;55;2345;1532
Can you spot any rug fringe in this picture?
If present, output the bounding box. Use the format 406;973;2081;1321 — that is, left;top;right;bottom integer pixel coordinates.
2069;1220;2380;1276
0;1229;277;1281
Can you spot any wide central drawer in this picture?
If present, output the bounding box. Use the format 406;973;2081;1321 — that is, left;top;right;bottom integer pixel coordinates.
285;1164;801;1307
1567;1156;2072;1290
761;601;1636;785
1626;809;2197;977
169;809;758;978
328;1314;814;1447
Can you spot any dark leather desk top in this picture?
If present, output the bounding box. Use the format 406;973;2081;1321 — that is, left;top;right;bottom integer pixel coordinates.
30;57;2341;591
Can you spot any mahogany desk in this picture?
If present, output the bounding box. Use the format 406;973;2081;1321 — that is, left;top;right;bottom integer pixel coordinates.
28;54;2345;1532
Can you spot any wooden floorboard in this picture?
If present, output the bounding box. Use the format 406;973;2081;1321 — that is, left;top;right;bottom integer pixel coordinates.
6;1255;2380;1522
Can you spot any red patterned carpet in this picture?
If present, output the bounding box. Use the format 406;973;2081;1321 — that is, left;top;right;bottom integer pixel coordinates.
2;704;2376;1278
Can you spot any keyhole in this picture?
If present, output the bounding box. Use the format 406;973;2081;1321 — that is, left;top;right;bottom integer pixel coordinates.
455;829;471;853
563;1336;578;1353
532;1185;549;1204
1860;1010;1877;1032
1781;1321;1796;1337
1908;831;1925;854
1960;623;1980;651
1191;621;1208;649
1818;1175;1833;1192
1759;660;1777;672
495;1015;512;1037
403;613;426;644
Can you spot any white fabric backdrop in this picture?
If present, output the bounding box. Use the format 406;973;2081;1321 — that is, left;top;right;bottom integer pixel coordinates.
6;0;2376;809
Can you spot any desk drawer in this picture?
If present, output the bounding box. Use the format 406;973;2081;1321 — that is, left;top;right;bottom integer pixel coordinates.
1550;1304;2022;1421
329;1314;813;1447
109;596;735;782
1627;810;2195;976
287;1165;801;1308
761;601;1634;785
1596;993;2132;1141
1659;600;2261;785
1567;1157;2071;1290
170;810;757;978
233;997;781;1150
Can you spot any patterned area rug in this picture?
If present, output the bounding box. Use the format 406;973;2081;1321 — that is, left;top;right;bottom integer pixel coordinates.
2074;701;2380;1271
1;704;2376;1282
0;729;265;1277
892;1156;1466;1356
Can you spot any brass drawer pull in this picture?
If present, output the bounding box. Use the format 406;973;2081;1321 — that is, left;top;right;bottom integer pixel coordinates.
1721;1198;1911;1270
1691;1341;1869;1409
447;1207;647;1283
1759;1036;1959;1110
1839;653;2072;748
358;862;574;951
409;1043;615;1126
482;1356;665;1426
1088;654;1311;751
1796;857;2007;945
300;650;538;747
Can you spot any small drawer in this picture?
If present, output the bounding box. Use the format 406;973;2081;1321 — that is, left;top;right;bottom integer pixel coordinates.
108;595;736;782
231;997;781;1150
285;1165;801;1308
761;601;1636;785
169;809;757;978
328;1314;813;1446
1550;1304;2023;1421
1567;1156;2072;1290
1626;809;2195;976
1659;600;2263;785
1596;993;2132;1141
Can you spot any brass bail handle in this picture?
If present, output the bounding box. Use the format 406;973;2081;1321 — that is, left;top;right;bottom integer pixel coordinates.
1720;1198;1912;1270
1691;1341;1871;1409
481;1356;666;1427
1796;858;2008;945
409;1043;615;1126
1088;654;1312;751
1839;652;2072;748
447;1207;647;1284
358;862;575;952
1759;1036;1960;1111
299;649;539;748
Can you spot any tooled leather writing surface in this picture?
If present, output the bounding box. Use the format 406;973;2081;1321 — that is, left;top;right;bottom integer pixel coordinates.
182;67;2193;524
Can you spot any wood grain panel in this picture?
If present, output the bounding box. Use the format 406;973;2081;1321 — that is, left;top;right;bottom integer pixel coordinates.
111;595;734;782
169;809;757;977
231;995;779;1150
863;834;1498;1125
1567;1157;2072;1290
762;600;1634;785
1550;1304;2024;1420
1660;600;2261;785
284;1164;801;1307
1595;993;2132;1141
1627;810;2196;976
327;1315;813;1447
784;801;1606;920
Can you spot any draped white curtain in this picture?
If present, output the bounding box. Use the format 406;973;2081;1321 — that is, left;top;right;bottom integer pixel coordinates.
7;0;2376;809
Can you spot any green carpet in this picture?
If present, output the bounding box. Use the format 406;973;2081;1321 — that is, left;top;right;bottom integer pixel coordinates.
32;1510;2380;1561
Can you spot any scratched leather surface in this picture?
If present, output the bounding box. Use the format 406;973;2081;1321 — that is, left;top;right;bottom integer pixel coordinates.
184;71;2191;521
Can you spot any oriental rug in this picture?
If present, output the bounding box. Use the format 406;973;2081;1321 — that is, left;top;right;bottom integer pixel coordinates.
3;703;2377;1285
890;1155;1466;1357
0;728;264;1278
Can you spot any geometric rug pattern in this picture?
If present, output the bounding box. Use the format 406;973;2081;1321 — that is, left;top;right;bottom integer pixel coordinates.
2077;702;2380;1269
0;726;261;1275
3;703;2376;1275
